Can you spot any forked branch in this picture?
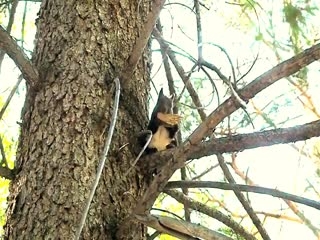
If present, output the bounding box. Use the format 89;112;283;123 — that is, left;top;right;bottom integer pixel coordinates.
121;0;165;87
188;43;320;145
141;119;320;171
0;25;39;87
133;43;320;218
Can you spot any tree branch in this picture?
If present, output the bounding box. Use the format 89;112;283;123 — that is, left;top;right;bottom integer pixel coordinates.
134;120;320;217
164;189;257;240
0;75;23;121
121;0;165;88
217;154;271;240
165;181;320;211
133;43;320;219
0;25;39;87
0;0;41;7
188;43;320;145
189;119;320;159
153;28;207;121
194;0;203;63
0;166;14;180
230;155;320;236
0;0;19;71
135;214;233;240
140;120;320;172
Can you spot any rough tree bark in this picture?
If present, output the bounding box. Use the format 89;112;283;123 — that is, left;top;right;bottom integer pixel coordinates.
5;0;152;239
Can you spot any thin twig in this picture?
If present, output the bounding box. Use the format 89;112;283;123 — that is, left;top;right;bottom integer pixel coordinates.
188;43;320;145
124;131;152;177
194;0;203;63
151;207;185;221
285;200;320;236
227;76;246;108
203;43;237;85
200;59;230;85
164;189;257;240
156;19;175;95
230;156;320;237
191;163;219;180
74;77;120;240
164;2;195;13
21;0;28;49
199;65;220;106
0;75;23;121
217;154;271;240
0;0;18;71
153;28;207;121
147;231;161;240
237;52;259;83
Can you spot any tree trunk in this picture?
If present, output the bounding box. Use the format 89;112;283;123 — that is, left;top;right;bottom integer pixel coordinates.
5;0;151;239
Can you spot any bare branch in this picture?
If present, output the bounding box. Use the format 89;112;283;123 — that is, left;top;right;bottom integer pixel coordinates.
155;19;192;221
217;154;271;240
200;59;229;85
141;120;320;172
0;0;18;70
0;75;23;121
135;214;233;240
134;119;320;216
0;0;41;6
121;0;165;87
191;163;219;180
189;119;320;159
136;214;197;240
165;181;320;211
75;78;120;240
147;231;160;240
194;0;203;63
133;43;320;223
156;20;175;98
153;28;207;121
188;43;320;145
0;25;39;87
230;156;320;236
165;189;257;240
285;197;320;236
